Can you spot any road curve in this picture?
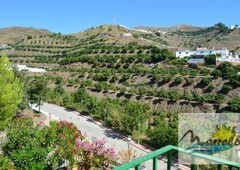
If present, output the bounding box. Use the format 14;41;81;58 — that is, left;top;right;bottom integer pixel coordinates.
31;102;178;170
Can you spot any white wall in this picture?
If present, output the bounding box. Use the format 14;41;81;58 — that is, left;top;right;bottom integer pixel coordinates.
176;50;194;58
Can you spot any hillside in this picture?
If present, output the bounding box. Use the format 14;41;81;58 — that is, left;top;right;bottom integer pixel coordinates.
135;23;240;51
0;26;51;44
135;24;203;32
1;23;240;149
1;23;239;113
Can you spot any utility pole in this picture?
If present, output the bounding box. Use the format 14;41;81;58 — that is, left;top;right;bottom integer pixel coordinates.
113;12;116;25
138;123;140;144
104;108;107;122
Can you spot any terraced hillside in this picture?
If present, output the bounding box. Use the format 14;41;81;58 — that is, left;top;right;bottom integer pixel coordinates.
1;24;240;113
1;23;240;148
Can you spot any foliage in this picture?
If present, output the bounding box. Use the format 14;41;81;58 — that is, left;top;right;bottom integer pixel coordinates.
0;156;15;170
55;76;63;84
228;97;240;112
2;117;115;169
151;48;175;62
27;76;48;112
211;69;222;78
200;77;212;86
168;58;187;66
76;138;116;169
215;62;240;88
174;76;183;84
216;62;237;79
214;22;229;34
221;84;233;94
205;55;216;65
117;147;137;164
147;113;178;148
0;54;23;130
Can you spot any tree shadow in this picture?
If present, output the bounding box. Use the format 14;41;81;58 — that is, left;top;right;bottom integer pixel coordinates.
152;98;164;104
157;81;165;87
169;82;180;87
124;93;132;99
117;92;125;97
103;128;124;140
65;107;77;112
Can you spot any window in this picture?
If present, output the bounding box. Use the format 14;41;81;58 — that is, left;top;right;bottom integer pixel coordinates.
186;52;188;54
179;52;181;54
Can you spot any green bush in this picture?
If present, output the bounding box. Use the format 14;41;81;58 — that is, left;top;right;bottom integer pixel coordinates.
205;55;216;65
162;75;171;83
174;77;182;84
200;77;212;86
221;84;233;94
228;97;240;112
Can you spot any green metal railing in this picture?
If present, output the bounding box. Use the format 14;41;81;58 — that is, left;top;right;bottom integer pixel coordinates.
114;145;240;170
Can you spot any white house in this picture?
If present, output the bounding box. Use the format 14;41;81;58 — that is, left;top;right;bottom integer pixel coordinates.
176;47;234;64
195;48;229;56
175;50;194;58
16;65;47;73
176;48;230;58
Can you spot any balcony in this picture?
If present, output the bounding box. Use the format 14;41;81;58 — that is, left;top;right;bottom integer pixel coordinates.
114;145;240;170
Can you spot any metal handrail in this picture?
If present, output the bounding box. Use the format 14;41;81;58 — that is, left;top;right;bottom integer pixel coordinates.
114;145;240;170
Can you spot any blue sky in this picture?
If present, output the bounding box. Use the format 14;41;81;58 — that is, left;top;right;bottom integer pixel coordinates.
0;0;239;34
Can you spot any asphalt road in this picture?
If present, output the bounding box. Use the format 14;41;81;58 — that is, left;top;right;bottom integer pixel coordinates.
31;102;177;170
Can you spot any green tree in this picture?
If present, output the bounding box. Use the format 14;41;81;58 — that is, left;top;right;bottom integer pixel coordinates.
215;22;229;33
200;77;212;86
216;62;237;79
0;54;23;130
55;76;63;84
205;54;216;65
54;84;65;95
27;76;48;113
147;114;178;148
228;97;240;112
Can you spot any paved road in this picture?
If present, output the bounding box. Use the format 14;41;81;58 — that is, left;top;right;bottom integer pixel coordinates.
31;102;178;170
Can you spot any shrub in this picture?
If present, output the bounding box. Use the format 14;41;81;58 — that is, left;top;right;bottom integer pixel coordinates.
221;84;233;94
200;77;212;86
174;77;182;84
211;69;222;78
228;97;240;112
205;55;216;65
162;75;171;83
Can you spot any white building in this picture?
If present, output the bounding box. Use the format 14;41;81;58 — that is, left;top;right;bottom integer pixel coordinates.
118;25;133;30
216;53;240;66
175;50;195;58
121;33;132;37
176;48;230;58
176;47;235;64
16;65;47;73
230;25;239;30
